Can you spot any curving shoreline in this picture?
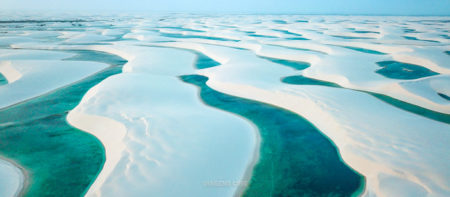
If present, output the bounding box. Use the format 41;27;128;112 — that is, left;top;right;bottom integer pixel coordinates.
233;124;260;197
180;74;363;196
67;112;127;197
0;157;28;197
64;46;258;196
0;49;127;196
1;14;449;197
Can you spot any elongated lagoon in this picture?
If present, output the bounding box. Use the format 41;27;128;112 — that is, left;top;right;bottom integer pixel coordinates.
0;50;126;196
180;74;364;197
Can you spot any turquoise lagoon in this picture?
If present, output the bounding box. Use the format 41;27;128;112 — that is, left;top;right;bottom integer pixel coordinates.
267;58;449;124
0;50;126;196
376;61;438;80
180;74;364;197
341;46;386;55
260;56;310;70
0;73;7;85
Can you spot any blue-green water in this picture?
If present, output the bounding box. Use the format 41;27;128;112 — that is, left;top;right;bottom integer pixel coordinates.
259;56;310;70
0;20;86;24
158;26;206;33
274;29;309;40
248;33;278;38
272;20;288;24
332;35;373;40
240;30;256;34
103;29;135;42
180;74;364;197
0;50;126;196
267;44;327;55
160;32;239;42
273;30;302;37
281;75;450;124
63;49;127;65
376;61;439;80
403;36;439;43
438;93;450;101
403;36;419;41
272;30;309;40
0;73;7;85
140;45;221;69
342;46;386;55
61;42;113;46
194;51;221;69
285;37;309;40
440;35;450;39
404;29;420;33
445;51;450;56
353;30;378;34
367;91;450;124
282;75;341;87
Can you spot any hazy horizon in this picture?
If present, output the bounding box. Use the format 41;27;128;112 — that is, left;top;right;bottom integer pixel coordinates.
0;0;449;16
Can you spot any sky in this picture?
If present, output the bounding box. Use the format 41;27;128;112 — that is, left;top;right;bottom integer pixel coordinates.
0;0;449;15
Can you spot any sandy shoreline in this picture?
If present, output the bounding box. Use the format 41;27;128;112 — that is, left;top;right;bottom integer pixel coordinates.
185;77;262;197
67;112;127;197
232;121;260;197
0;156;28;197
1;14;448;197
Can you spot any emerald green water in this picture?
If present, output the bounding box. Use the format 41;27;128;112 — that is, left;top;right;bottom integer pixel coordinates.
285;37;310;41
0;50;126;196
342;46;386;55
140;45;221;69
376;61;439;80
403;36;420;41
194;52;221;69
270;29;309;40
273;29;304;37
282;75;341;87
404;29;419;33
366;91;450;124
160;32;239;42
281;75;450;124
403;36;439;43
267;44;327;55
332;35;373;40
353;30;378;34
0;73;7;85
260;57;310;70
438;93;450;101
180;74;364;197
158;26;206;33
272;20;288;24
63;49;127;65
248;34;278;38
258;52;448;124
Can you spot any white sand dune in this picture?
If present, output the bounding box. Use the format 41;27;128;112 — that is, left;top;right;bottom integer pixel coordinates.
61;32;115;43
0;158;24;197
1;14;449;197
0;49;73;61
0;49;108;108
67;46;256;197
149;41;450;196
196;45;450;196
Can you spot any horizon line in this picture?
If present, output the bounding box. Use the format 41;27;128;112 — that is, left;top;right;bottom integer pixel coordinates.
0;9;449;17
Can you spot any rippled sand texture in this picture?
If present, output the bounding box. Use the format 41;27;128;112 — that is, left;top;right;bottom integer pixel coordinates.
0;14;449;197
